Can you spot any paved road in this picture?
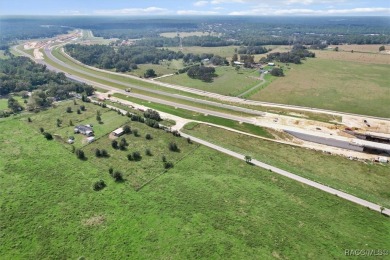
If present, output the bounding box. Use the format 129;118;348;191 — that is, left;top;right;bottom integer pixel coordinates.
14;43;389;216
45;46;266;117
57;45;390;121
180;132;390;216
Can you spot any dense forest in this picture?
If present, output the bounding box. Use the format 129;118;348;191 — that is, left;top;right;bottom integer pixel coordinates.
2;16;389;50
64;44;185;72
64;44;229;72
0;56;94;112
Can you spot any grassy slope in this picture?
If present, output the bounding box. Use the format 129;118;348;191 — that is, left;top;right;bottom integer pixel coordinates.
1;117;389;259
159;66;262;96
250;59;390;117
182;123;390;208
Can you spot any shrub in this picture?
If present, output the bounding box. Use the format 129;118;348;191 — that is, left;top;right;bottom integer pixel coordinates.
95;149;102;157
133;129;139;137
112;171;124;182
172;130;181;137
108;167;114;175
66;107;72;113
145;148;152;156
77;109;81;114
39;127;44;133
144;109;161;121
127;154;133;161
169;142;179;152
187;137;192;144
101;149;108;157
75;149;85;160
162;155;167;162
132;151;142;161
164;161;174;169
119;138;128;150
112;140;118;149
93;180;106;191
43;132;53;140
123;125;131;134
145;134;152;140
27;117;32;122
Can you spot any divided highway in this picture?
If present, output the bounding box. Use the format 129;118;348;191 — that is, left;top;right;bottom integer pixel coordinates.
13;42;389;216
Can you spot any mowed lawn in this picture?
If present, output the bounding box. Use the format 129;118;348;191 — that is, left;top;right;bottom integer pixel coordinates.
1;117;390;259
159;66;263;96
250;58;390;117
182;123;390;208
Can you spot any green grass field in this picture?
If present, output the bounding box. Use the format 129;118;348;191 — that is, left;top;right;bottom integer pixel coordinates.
159;66;263;96
0;96;26;111
250;58;390;117
1;109;390;259
182;123;390;208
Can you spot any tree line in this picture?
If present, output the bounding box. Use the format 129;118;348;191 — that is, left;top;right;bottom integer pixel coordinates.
64;44;185;72
262;45;315;64
0;56;94;116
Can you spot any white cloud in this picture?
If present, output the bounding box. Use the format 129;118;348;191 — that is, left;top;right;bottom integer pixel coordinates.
194;1;209;6
211;0;248;4
60;10;84;15
177;10;220;15
229;7;390;15
94;7;170;15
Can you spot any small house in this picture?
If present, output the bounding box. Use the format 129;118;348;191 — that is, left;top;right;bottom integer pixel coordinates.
268;62;275;66
112;127;125;137
74;125;94;136
87;136;95;143
234;61;244;65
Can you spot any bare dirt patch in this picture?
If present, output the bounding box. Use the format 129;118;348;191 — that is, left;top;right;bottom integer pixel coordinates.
82;215;106;227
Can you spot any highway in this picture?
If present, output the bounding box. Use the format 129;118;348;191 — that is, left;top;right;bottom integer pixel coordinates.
57;44;390;121
45;46;268;117
13;41;390;216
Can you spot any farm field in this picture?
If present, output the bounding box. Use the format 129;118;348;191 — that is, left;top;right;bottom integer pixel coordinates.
1;113;390;259
330;44;389;53
158;66;263;96
182;123;390;208
313;49;390;65
250;58;390;117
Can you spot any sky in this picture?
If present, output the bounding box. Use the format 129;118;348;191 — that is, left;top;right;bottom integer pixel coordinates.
0;0;389;16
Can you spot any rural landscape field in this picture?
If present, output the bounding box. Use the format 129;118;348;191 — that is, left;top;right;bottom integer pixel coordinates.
1;1;390;259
